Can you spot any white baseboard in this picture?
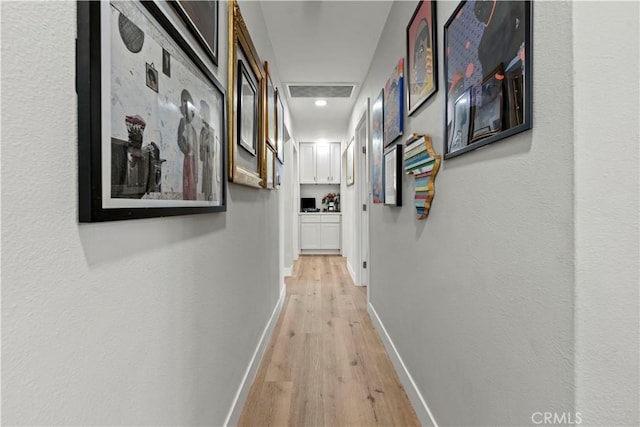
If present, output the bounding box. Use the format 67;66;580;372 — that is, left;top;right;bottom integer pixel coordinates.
284;265;292;277
346;259;357;285
224;287;286;426
368;303;438;427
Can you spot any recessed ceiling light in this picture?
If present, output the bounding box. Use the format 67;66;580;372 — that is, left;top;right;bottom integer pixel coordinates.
315;99;327;107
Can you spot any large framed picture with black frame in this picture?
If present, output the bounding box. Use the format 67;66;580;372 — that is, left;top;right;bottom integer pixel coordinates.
171;0;218;66
228;0;265;188
77;1;227;222
443;0;532;159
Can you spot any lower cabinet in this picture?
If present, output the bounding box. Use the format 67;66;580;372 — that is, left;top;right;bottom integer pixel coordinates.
300;214;341;253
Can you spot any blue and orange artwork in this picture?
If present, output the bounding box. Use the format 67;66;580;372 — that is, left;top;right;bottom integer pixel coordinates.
407;0;437;113
383;58;404;147
371;91;384;203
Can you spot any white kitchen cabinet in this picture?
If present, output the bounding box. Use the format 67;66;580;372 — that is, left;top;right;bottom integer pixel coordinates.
300;214;341;253
299;142;341;184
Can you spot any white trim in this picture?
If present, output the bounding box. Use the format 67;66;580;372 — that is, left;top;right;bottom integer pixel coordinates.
224;287;286;427
284;265;293;277
346;260;361;286
368;303;439;427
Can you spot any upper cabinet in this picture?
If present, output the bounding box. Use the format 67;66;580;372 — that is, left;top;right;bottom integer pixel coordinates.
300;142;341;184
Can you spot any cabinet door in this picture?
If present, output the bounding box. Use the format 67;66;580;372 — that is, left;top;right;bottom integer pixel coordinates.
301;223;322;249
320;223;341;249
316;143;331;184
330;143;341;183
299;143;316;184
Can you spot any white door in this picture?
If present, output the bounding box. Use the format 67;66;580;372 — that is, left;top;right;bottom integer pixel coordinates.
356;100;370;288
330;143;341;183
315;143;331;184
299;143;316;184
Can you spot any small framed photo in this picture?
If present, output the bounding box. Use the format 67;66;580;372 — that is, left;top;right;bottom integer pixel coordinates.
162;49;171;77
383;143;403;206
237;59;258;157
145;62;158;93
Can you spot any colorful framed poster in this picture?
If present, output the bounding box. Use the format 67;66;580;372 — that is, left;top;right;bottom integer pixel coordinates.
228;0;265;188
171;0;218;66
444;0;532;159
371;90;384;203
77;1;227;222
383;143;403;207
383;58;404;147
406;0;438;116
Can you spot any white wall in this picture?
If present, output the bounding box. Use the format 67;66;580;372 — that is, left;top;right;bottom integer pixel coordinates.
573;2;640;426
1;1;291;425
345;1;576;425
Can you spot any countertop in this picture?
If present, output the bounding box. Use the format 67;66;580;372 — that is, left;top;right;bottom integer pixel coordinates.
299;211;342;215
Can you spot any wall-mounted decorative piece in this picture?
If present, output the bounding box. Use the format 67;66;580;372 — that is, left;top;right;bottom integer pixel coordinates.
444;0;532;159
171;0;218;66
383;59;404;147
383;143;403;206
371;90;384;203
77;1;227;222
404;133;440;219
276;89;285;164
266;146;275;189
346;138;355;187
228;0;265;188
264;61;277;151
406;0;438;116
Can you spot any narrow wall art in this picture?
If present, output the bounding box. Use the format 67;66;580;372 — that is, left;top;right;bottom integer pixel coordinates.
77;1;226;222
371;90;384;203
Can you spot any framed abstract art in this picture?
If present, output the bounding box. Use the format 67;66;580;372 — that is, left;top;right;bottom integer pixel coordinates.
444;0;532;159
384;58;404;147
406;0;438;116
371;90;384;203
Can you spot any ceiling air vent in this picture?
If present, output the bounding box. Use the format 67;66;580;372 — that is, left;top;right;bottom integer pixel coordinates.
287;84;356;99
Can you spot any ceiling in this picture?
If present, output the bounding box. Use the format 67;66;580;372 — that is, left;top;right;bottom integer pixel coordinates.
260;1;393;143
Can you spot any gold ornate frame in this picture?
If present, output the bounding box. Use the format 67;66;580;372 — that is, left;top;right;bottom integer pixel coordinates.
228;0;265;188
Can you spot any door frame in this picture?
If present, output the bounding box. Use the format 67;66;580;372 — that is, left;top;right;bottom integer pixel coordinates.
355;99;370;294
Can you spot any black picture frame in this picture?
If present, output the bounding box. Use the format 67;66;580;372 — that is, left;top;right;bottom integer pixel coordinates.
443;0;532;159
276;88;285;164
77;1;227;222
171;0;218;66
383;143;403;207
406;0;438;116
237;59;258;157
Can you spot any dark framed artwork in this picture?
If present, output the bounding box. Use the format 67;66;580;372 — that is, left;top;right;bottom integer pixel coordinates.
264;61;277;151
171;0;218;66
383;143;403;207
237;59;258;157
77;1;227;222
228;0;265;188
406;0;438;116
276;89;285;164
444;0;532;159
383;58;404;147
371;90;384;203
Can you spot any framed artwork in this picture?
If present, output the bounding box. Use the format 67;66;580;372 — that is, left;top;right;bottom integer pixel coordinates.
77;1;227;222
371;90;384;203
228;0;265;188
406;0;438;116
346;138;355;187
384;58;404;147
276;89;285;164
265;146;275;190
383;143;403;206
171;0;218;66
444;0;532;159
237;59;258;156
264;61;277;151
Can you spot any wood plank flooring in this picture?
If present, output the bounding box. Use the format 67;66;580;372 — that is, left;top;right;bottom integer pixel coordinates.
238;255;420;427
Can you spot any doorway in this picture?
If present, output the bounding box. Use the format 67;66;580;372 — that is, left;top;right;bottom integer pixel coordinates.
355;99;370;292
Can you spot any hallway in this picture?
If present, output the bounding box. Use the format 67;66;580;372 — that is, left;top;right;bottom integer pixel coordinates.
239;256;419;426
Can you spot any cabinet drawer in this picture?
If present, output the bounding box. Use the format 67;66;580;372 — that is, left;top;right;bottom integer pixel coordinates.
300;215;321;223
321;215;341;223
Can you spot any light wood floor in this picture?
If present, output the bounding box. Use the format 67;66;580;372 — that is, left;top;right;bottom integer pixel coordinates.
238;255;420;427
